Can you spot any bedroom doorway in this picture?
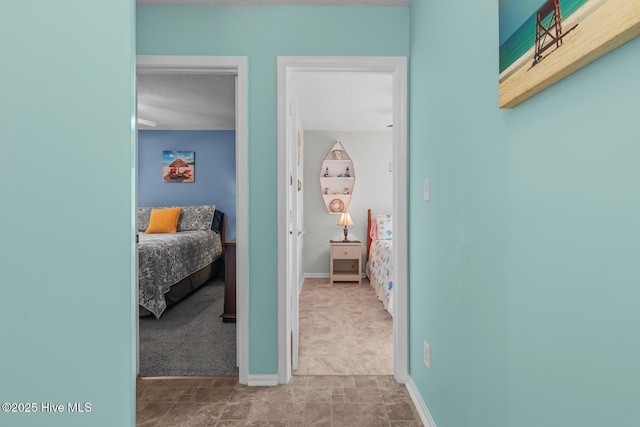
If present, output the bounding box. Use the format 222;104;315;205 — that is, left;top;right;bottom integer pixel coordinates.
277;56;408;384
135;56;248;384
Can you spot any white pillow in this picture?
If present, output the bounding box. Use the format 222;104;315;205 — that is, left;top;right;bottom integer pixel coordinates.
376;214;393;240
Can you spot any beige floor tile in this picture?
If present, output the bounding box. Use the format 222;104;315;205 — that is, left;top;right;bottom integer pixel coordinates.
308;355;350;375
348;356;393;376
137;375;424;427
332;403;390;427
343;387;383;403
297;276;393;375
156;402;226;426
385;401;419;421
302;402;332;426
137;402;174;427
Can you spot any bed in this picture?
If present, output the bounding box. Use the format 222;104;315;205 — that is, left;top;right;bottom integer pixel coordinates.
137;205;226;319
366;209;394;316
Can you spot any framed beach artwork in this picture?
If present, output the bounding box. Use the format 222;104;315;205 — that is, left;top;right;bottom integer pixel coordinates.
499;0;640;108
163;151;195;183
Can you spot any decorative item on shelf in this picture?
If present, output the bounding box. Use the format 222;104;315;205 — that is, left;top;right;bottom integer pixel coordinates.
332;149;343;160
345;167;350;177
337;212;353;242
324;187;329;195
324;167;330;177
329;199;345;213
343;187;349;195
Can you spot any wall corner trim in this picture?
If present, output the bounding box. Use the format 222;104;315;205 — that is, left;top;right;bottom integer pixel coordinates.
247;374;279;387
406;376;437;427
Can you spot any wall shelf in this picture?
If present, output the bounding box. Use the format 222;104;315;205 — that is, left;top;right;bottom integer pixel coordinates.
320;141;355;214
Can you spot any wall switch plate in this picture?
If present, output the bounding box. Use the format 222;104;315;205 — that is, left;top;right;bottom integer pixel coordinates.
424;179;430;201
424;340;431;369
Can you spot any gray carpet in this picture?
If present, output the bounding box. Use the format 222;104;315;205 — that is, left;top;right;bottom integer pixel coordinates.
139;278;238;376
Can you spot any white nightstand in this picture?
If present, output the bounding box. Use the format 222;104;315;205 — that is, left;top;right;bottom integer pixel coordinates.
330;240;362;284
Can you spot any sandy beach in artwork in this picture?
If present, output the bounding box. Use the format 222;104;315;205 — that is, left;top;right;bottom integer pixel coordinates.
163;166;194;183
499;0;640;108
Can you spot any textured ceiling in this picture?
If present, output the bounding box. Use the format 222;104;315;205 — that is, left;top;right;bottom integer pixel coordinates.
137;71;392;132
137;74;236;130
137;0;409;6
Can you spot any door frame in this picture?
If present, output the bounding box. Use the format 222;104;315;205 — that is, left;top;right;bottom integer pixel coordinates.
276;56;408;384
135;55;249;385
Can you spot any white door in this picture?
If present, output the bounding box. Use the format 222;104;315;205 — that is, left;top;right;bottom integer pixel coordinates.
288;80;301;370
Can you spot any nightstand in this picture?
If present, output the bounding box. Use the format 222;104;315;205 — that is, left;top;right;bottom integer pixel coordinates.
330;240;362;284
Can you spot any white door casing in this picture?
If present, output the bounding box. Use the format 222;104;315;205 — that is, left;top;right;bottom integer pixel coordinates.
135;56;249;385
277;56;408;384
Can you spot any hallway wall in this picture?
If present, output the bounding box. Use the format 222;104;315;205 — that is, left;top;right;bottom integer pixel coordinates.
409;1;640;426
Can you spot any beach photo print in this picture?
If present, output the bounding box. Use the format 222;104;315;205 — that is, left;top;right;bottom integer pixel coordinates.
499;0;640;108
163;151;195;183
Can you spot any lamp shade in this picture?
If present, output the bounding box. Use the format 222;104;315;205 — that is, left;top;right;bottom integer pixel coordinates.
336;212;353;227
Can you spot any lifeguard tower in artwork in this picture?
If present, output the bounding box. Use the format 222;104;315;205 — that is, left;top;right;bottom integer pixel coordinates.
532;0;577;66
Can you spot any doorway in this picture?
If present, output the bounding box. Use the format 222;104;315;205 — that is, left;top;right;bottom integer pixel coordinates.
277;56;408;384
135;56;248;384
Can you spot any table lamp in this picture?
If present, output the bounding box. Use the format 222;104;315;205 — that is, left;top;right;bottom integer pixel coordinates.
336;212;353;242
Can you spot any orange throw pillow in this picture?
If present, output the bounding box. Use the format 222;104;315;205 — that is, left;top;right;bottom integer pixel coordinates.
145;207;182;234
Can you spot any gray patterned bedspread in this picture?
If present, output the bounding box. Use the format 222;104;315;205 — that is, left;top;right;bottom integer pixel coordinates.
138;230;222;318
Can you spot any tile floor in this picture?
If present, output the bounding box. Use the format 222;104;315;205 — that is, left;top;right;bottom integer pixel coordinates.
296;277;393;376
137;375;423;426
137;277;409;426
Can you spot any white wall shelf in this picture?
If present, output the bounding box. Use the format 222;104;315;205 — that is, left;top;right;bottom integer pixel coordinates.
319;141;355;214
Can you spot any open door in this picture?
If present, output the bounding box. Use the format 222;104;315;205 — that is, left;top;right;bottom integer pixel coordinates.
287;80;301;371
278;56;408;384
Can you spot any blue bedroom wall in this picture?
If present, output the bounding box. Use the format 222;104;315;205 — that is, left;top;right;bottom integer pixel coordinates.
410;1;640;426
137;5;410;374
138;130;237;239
0;1;136;427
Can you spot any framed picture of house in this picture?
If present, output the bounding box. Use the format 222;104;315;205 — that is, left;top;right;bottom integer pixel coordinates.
163;150;195;183
499;0;640;108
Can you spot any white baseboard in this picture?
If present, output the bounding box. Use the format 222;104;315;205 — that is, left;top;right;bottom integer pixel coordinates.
302;273;367;278
406;376;437;427
303;273;329;278
247;374;279;387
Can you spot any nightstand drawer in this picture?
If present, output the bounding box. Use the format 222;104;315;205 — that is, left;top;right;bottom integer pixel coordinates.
331;244;360;259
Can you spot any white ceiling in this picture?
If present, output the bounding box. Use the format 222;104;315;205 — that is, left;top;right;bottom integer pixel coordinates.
295;72;393;131
137;0;409;5
137;74;236;130
137;71;392;132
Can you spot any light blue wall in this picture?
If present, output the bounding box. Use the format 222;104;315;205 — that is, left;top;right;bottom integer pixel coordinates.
410;1;640;426
138;130;237;239
137;5;410;374
0;2;136;427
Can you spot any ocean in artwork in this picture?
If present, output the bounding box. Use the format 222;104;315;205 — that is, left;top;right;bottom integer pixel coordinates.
499;0;590;74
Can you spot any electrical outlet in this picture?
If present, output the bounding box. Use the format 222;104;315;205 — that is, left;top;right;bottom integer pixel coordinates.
423;340;431;369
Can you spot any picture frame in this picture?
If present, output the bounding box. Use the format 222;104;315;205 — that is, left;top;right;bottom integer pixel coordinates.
163;151;195;183
499;0;640;108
